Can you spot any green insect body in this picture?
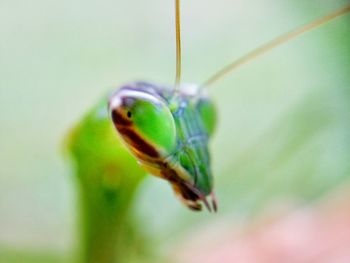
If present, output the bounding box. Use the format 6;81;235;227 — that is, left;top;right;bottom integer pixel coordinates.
109;82;217;211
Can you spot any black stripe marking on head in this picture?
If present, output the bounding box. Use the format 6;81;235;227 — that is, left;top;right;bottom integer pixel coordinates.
118;127;159;158
111;110;132;126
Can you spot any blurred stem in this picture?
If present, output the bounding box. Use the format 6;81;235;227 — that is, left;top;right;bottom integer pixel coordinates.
66;99;147;263
79;180;133;263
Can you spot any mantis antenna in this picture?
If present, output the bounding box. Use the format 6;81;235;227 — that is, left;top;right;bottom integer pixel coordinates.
201;4;350;88
174;0;182;90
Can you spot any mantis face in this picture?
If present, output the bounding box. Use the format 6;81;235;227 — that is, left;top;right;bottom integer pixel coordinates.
109;82;217;211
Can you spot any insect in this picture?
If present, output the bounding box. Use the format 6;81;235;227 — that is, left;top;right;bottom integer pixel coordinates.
106;1;350;212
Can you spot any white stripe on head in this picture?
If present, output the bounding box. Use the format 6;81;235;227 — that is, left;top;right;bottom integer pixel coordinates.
109;89;162;110
109;94;122;110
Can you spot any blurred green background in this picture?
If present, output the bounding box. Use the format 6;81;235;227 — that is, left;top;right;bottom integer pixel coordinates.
1;0;349;262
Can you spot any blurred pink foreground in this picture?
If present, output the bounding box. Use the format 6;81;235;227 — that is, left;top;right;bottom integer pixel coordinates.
175;189;350;263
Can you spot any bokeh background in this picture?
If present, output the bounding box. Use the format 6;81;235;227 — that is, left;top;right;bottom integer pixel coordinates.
1;0;350;262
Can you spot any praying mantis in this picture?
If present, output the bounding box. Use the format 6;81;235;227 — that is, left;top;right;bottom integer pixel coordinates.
65;1;350;262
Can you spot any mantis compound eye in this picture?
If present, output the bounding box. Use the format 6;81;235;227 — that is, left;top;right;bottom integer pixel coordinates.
197;98;217;137
109;88;177;158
